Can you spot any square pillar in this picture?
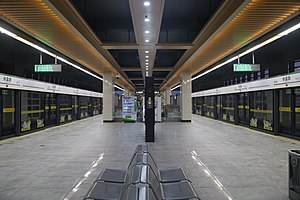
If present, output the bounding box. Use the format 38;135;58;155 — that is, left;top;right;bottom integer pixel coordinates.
103;72;114;122
180;73;192;122
165;87;171;105
145;77;155;142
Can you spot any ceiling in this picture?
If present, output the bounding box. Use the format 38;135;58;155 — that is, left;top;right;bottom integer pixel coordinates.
192;25;300;92
69;0;223;90
0;0;299;92
0;28;102;92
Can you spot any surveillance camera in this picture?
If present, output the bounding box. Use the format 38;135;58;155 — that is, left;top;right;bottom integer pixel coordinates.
115;73;120;79
145;15;148;18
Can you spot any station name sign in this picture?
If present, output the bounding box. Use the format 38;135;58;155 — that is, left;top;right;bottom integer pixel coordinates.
233;64;260;72
34;64;62;72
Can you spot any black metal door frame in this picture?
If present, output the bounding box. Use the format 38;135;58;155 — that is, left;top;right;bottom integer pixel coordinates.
0;89;3;137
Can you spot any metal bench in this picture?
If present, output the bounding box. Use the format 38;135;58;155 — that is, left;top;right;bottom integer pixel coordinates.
139;164;200;200
84;165;142;200
98;145;189;184
120;184;158;200
96;145;149;184
84;145;200;200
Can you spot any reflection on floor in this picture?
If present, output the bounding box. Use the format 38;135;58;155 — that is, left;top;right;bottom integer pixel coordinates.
0;114;297;200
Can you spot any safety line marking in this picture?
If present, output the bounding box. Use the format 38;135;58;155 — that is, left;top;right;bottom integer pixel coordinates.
61;153;104;200
189;149;233;200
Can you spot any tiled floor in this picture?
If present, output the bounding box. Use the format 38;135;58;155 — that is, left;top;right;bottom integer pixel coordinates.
0;114;299;200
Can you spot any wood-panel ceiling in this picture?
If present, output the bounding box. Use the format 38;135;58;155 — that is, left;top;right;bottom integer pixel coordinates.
161;0;300;90
0;0;135;90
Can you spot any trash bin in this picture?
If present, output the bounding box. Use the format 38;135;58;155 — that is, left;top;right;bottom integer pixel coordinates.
289;150;300;200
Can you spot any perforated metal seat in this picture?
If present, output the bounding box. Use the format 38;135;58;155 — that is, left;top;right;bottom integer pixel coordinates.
159;168;189;183
83;182;123;200
84;165;142;200
136;151;189;183
97;153;148;183
97;145;148;183
162;181;200;200
98;169;127;183
140;165;200;200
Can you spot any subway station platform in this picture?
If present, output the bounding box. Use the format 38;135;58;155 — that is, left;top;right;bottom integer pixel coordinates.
0;115;299;200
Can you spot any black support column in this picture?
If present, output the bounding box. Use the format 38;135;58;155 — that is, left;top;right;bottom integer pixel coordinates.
291;88;296;137
145;77;155;142
56;95;60;125
15;90;21;136
0;90;3;137
234;94;239;125
214;95;217;119
201;97;204;116
273;90;279;135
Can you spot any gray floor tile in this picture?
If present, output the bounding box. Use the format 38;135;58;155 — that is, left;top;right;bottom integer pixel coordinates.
0;115;299;200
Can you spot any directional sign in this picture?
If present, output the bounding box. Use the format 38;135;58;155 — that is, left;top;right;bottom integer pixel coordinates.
233;64;260;72
34;64;62;72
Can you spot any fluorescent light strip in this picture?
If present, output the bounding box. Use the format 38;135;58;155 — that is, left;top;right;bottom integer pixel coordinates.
114;84;124;91
0;26;103;81
144;1;150;6
0;27;17;37
193;23;300;81
171;84;181;91
170;22;300;91
279;23;300;36
0;26;125;91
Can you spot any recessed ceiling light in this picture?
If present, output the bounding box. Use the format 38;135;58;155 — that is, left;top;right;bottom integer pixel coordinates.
145;39;149;42
145;50;149;53
145;30;150;34
145;18;150;22
146;60;149;62
146;63;149;65
145;55;149;58
144;1;150;6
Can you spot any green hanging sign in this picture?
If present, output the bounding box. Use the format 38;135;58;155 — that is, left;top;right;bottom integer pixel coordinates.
233;64;260;72
34;64;62;72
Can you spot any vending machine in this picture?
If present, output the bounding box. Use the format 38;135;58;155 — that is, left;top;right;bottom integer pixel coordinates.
122;96;137;122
